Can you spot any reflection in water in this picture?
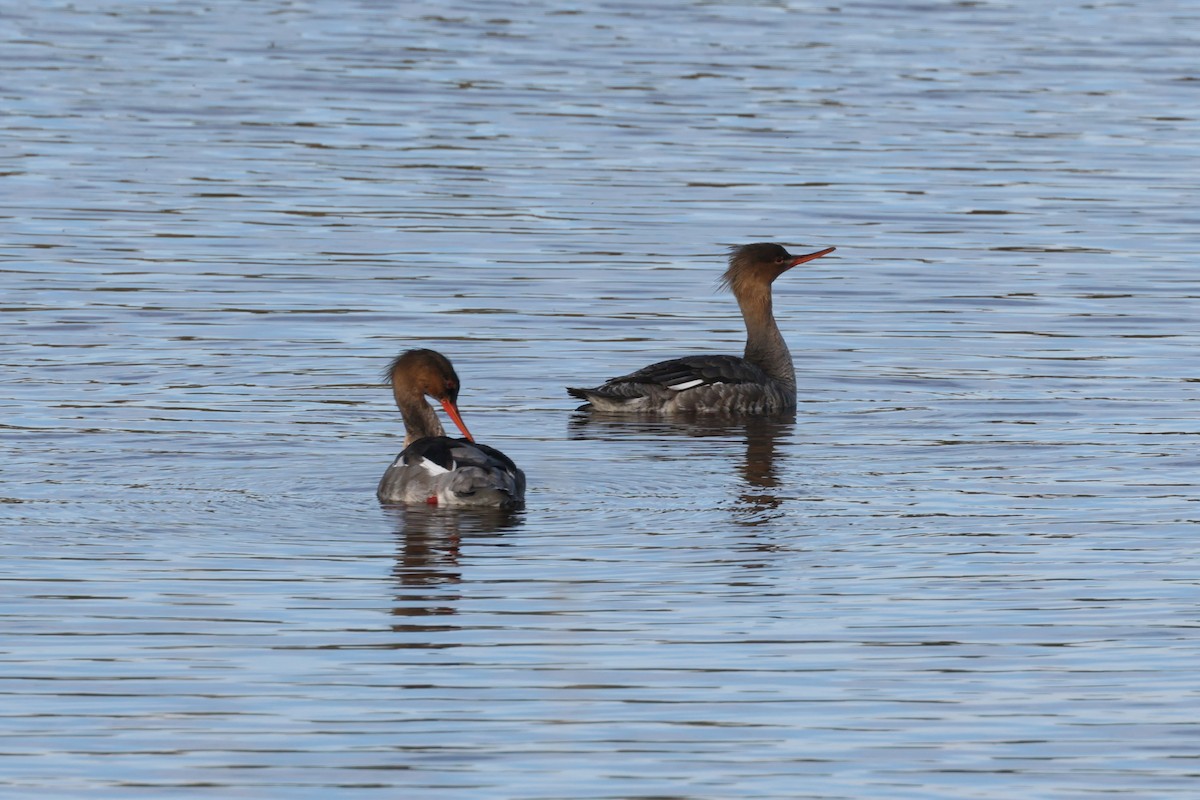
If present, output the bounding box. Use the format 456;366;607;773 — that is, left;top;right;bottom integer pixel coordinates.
382;505;523;631
568;412;794;526
735;415;792;525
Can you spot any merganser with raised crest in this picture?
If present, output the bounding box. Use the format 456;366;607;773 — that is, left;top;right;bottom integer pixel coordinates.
568;243;836;414
378;349;525;508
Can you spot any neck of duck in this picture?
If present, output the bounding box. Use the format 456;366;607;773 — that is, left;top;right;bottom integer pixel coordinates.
395;391;445;447
736;283;796;392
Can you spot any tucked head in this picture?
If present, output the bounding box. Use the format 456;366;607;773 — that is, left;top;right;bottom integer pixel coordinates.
720;242;836;294
386;348;459;400
386;348;474;441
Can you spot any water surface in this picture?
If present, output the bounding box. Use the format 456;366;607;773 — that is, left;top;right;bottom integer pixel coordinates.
2;1;1198;798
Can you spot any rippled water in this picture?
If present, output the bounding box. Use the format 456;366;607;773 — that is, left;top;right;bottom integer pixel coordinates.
3;1;1199;797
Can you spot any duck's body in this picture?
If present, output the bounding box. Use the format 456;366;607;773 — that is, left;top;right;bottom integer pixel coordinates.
570;354;791;415
378;435;525;508
568;243;835;415
377;349;525;509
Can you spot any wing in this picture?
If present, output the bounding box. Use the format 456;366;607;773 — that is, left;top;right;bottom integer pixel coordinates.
608;355;771;391
567;355;793;414
569;355;769;400
463;441;523;478
393;436;518;475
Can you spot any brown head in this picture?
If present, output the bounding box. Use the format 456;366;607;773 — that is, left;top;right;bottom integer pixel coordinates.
719;243;836;296
384;348;474;442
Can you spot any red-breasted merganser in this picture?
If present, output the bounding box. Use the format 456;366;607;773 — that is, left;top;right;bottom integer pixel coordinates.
568;243;836;414
378;349;525;508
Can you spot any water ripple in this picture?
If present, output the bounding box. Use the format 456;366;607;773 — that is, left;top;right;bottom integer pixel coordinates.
3;1;1199;798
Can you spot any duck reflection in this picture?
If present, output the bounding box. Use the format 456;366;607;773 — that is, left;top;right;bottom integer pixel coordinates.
382;504;523;630
567;412;793;526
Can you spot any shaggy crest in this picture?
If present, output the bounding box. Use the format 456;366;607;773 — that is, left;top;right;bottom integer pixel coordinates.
718;243;794;294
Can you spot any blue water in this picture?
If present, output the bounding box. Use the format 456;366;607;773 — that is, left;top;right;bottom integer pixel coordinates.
3;1;1198;797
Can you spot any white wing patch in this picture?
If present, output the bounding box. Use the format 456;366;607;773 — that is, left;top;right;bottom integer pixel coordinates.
420;457;451;476
666;378;704;391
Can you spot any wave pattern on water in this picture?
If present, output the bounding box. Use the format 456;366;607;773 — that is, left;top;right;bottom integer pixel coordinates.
2;1;1199;798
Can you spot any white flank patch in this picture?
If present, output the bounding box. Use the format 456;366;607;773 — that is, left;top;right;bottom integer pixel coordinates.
666;378;704;391
420;457;451;476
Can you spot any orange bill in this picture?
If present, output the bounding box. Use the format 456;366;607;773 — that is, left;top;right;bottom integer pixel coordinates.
788;246;836;267
440;399;475;442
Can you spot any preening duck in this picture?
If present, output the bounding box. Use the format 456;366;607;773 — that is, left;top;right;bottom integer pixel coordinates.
377;349;525;508
568;243;836;414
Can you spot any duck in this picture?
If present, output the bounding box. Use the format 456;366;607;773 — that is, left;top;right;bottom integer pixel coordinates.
568;243;836;414
377;349;525;508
